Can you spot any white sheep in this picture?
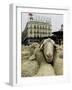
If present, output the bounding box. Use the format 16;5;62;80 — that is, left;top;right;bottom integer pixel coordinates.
21;60;39;77
36;64;55;76
53;44;63;75
21;44;40;77
21;38;56;77
30;46;55;76
21;43;40;61
21;45;31;62
29;42;40;55
40;38;56;63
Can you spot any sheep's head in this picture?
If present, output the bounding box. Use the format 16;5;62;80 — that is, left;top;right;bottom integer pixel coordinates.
40;38;56;63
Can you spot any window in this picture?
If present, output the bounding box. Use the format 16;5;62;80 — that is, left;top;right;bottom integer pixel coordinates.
34;31;36;34
40;26;42;29
47;26;49;29
48;32;51;35
42;32;44;34
30;25;32;28
34;34;36;37
37;30;39;33
48;26;51;30
37;34;39;37
43;26;44;29
30;30;32;34
37;25;39;29
45;25;47;29
34;25;36;29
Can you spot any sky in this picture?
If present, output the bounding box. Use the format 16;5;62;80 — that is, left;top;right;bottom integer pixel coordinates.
21;13;63;32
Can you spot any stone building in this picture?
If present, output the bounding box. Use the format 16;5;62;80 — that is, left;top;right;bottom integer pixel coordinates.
22;13;52;45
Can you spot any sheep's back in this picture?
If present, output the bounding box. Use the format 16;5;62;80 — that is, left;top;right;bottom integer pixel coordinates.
21;60;39;77
53;45;63;75
36;64;55;76
53;57;63;75
34;48;46;64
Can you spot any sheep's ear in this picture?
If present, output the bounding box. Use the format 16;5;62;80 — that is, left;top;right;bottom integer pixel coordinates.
40;40;44;50
29;55;36;60
40;43;44;50
51;39;55;45
54;44;59;48
40;44;44;50
40;39;47;50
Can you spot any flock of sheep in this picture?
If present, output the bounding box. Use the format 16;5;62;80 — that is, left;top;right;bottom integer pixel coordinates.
21;38;63;77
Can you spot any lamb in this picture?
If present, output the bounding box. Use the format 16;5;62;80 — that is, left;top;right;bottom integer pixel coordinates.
53;44;63;75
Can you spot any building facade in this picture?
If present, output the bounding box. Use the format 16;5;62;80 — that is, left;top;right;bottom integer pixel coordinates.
22;13;52;45
22;20;52;45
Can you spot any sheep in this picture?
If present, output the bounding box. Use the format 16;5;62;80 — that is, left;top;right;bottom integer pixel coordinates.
53;44;63;75
21;45;31;62
21;44;40;77
21;60;39;77
21;38;56;77
30;47;55;76
29;42;40;49
21;43;40;62
40;38;56;63
36;64;55;76
29;42;40;55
